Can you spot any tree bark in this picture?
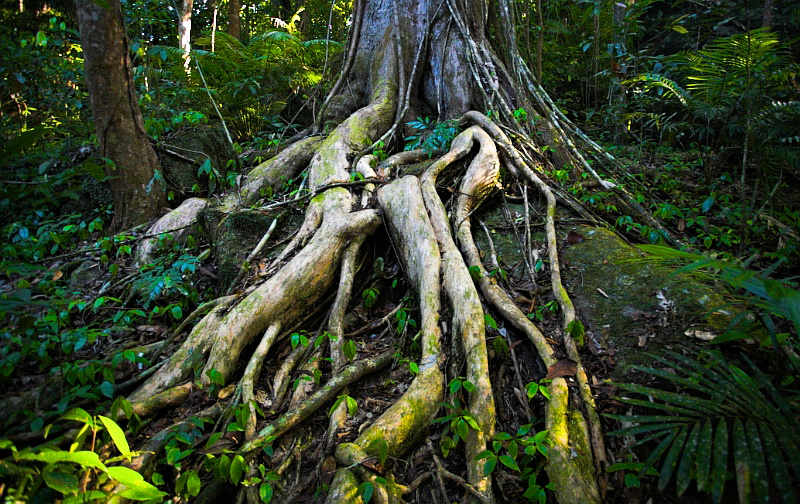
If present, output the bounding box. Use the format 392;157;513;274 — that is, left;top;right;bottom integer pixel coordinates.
75;0;166;232
227;0;241;40
178;0;193;71
762;0;775;28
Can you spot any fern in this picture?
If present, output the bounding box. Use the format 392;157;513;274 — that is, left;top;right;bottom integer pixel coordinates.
608;350;800;503
624;74;691;107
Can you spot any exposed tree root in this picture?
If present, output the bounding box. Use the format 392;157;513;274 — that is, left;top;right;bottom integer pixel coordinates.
113;2;682;500
239;349;395;454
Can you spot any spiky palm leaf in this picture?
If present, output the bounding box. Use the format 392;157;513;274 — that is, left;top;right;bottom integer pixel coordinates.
608;350;800;503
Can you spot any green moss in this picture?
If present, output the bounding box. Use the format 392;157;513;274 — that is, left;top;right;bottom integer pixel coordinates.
566;410;595;478
560;226;732;375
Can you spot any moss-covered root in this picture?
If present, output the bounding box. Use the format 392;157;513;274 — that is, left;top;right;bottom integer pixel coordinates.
334;443;405;504
325;469;365;504
328;176;445;500
546;378;601;503
239;350;395;454
420;127;498;501
451;130;601;503
327;237;366;444
129;209;381;402
234;136;323;208
241;323;282;439
133;197;207;269
126;382;194;420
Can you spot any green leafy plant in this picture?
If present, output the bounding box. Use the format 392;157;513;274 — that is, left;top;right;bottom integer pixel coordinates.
608;350;800;503
528;300;558;322
362;287;380;308
524;379;552;401
329;394;358;417
607;457;659;489
0;409;166;502
433;399;480;457
404;117;461;157
395;307;417;334
476;423;553;502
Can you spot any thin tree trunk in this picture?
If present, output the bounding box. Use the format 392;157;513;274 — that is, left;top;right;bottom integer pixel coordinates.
178;0;193;71
75;0;165;231
762;0;775;28
535;0;543;81
210;0;218;51
228;0;241;40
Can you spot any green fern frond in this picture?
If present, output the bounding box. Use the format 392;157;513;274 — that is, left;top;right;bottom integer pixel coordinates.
608;350;800;503
625;74;692;107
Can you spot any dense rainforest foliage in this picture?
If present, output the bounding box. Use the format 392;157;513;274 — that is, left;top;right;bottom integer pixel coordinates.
1;0;799;502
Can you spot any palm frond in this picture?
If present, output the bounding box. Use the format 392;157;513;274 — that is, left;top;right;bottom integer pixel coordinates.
608;350;800;503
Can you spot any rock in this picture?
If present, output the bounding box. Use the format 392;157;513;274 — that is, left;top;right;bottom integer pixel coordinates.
561;226;731;375
158;125;237;200
201;207;305;290
471;200;731;375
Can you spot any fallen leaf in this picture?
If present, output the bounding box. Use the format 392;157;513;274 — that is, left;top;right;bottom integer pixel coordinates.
545;359;578;379
567;231;586;244
360;458;384;474
217;384;236;399
321;456;337;484
685;329;716;341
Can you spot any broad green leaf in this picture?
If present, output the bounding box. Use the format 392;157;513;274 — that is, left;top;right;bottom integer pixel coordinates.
98;416;130;457
19;450;106;470
118;481;169;500
643;430;676;475
457;418;469;441
99;380;114;399
230;454;245;485
368;439;389;466
260;483;274;502
60;408;94;426
701;196;715;213
499;455;520;472
359;481;373;502
185;470;201;496
758;424;794;503
745;420;768;504
217;455;231;481
346;396;358;416
107;465;144;485
483;457;497;476
43;471;80;494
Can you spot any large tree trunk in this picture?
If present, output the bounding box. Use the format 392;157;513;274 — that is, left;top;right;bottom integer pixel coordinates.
75;0;166;232
124;0;678;501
